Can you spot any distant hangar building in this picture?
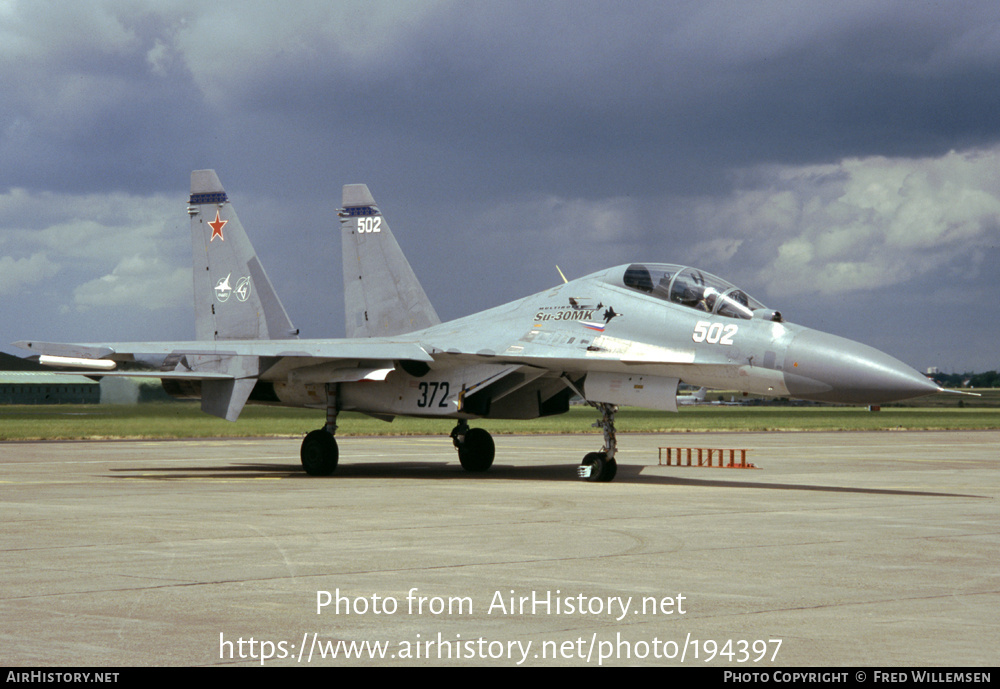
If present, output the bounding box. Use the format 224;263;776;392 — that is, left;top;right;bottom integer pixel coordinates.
0;372;100;404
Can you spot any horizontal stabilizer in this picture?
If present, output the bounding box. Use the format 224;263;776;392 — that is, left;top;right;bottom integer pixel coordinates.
201;377;257;422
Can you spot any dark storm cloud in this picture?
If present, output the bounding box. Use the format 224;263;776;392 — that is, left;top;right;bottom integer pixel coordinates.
5;1;999;198
0;5;208;194
1;1;999;370
0;2;1000;190
192;2;1000;195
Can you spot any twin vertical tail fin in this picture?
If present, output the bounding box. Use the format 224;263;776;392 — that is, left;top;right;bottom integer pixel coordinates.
183;174;436;421
186;170;297;421
189;170;298;341
190;174;436;341
340;184;440;338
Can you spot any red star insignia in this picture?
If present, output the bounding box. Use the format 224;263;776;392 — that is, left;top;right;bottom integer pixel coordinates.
209;210;227;242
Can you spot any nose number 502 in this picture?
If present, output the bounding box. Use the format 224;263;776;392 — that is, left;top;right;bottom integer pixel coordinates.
692;321;737;345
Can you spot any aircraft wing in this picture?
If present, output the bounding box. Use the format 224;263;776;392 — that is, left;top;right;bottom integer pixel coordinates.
14;339;433;364
14;338;436;422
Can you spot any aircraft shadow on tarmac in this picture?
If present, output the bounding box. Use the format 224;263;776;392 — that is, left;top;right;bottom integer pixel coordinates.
108;462;983;498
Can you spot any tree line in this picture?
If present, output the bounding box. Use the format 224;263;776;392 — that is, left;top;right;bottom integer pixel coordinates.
930;370;1000;388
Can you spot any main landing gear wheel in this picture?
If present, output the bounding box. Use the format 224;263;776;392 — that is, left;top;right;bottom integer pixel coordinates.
578;451;617;482
452;424;495;472
301;429;338;476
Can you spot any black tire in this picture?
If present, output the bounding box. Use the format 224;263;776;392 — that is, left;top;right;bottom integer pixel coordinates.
458;427;495;472
580;452;617;482
301;429;338;476
599;457;617;482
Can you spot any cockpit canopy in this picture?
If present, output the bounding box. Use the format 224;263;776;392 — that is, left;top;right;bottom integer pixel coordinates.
622;263;767;320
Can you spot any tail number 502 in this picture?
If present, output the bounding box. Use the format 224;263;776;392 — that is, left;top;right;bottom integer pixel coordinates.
692;321;738;345
358;217;382;233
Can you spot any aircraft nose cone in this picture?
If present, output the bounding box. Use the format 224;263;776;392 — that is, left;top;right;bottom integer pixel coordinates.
783;329;940;404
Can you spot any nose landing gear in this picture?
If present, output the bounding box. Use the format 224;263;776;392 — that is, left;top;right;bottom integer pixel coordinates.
577;402;618;482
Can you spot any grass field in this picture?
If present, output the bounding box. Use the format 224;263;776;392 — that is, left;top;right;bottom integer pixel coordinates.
2;396;999;441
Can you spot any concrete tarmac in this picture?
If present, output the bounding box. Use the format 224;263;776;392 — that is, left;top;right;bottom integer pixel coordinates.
1;431;997;667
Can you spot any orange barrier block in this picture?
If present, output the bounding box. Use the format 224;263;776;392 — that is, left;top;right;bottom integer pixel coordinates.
658;447;757;469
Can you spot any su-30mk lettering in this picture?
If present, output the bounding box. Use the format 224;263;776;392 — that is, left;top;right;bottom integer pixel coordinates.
692;321;738;345
534;310;596;322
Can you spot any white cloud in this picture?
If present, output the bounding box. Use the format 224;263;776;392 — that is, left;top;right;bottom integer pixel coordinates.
145;39;172;77
0;187;187;309
73;254;190;310
692;146;1000;297
0;252;59;295
0;188;179;254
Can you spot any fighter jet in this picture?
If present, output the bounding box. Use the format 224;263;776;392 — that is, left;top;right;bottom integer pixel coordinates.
16;170;944;482
676;387;708;405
